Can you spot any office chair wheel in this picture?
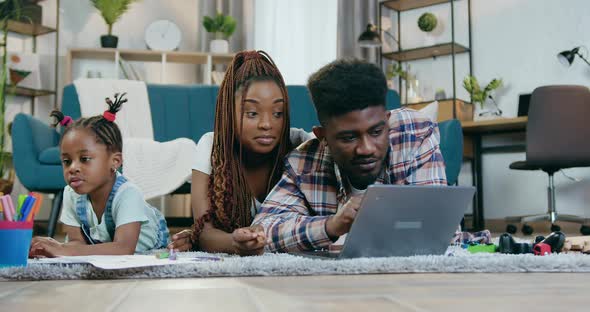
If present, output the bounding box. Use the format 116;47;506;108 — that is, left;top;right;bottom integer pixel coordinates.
580;225;590;236
522;224;534;235
506;224;518;234
550;224;561;232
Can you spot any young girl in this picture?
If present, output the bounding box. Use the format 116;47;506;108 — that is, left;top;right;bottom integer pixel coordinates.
169;51;312;255
29;94;169;257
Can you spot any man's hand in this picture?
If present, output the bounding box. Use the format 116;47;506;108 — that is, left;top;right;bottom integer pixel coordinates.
325;195;363;238
168;229;194;251
232;225;266;256
29;236;69;258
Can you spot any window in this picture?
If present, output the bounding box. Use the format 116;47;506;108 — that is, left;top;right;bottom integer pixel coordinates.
254;0;337;85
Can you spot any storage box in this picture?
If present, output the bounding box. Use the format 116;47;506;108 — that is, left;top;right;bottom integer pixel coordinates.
405;99;474;122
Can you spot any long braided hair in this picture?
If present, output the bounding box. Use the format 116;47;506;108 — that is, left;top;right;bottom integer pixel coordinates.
192;50;291;243
51;93;126;153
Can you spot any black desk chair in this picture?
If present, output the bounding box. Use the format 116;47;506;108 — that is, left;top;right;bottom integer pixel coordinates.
506;85;590;235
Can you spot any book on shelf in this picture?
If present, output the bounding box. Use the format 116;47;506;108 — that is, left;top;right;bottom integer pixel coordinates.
211;71;225;85
119;58;144;81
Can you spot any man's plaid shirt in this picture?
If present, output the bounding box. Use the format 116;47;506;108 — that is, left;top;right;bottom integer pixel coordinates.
253;108;448;252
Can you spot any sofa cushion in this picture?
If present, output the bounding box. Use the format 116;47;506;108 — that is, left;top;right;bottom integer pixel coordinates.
147;85;219;143
438;119;463;185
38;147;61;165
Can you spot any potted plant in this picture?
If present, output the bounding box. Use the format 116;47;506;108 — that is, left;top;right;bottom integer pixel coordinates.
418;13;437;32
385;63;407;91
0;0;27;194
90;0;138;48
463;75;503;119
417;12;438;46
387;63;419;104
202;12;236;53
386;63;407;81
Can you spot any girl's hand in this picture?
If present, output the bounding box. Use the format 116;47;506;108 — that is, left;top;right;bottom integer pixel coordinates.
232;225;266;256
167;229;194;252
29;236;69;258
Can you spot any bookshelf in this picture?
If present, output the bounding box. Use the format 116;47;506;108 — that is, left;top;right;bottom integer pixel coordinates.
65;48;235;85
6;0;60;114
379;0;473;121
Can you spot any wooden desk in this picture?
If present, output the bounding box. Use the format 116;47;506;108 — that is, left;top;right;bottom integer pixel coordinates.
461;117;528;230
462;117;528;133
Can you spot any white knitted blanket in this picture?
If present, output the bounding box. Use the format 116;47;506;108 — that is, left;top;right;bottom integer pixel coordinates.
74;79;195;199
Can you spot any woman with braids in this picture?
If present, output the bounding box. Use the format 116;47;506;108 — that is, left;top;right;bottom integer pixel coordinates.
168;51;312;255
29;94;169;257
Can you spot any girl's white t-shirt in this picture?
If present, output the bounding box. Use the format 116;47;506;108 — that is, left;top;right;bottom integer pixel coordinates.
192;128;314;216
59;182;161;252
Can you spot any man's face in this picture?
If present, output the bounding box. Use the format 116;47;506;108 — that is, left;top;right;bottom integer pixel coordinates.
314;106;391;190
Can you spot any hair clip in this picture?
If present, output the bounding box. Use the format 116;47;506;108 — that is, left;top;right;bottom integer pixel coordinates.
60;116;73;127
103;111;116;122
103;92;127;122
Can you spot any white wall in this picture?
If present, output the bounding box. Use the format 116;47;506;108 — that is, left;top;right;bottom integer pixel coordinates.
469;0;590;219
383;0;590;219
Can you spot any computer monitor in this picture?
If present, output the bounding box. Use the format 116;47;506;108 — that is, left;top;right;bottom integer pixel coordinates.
518;93;532;117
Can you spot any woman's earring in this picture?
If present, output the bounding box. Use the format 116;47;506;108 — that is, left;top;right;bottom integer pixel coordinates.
111;167;116;173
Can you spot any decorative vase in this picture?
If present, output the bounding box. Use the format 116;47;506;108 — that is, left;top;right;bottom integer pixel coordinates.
100;35;118;48
423;32;436;46
474;98;503;121
210;39;229;54
434;89;446;100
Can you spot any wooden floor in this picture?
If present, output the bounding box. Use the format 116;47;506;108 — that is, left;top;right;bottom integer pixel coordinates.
1;273;589;311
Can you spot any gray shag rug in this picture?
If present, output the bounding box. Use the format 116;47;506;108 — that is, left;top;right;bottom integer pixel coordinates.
2;250;590;281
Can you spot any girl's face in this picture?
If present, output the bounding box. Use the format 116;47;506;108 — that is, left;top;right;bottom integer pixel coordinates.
235;80;285;155
60;128;122;195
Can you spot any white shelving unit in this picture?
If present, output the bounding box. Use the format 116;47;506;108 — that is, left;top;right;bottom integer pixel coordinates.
65;48;235;85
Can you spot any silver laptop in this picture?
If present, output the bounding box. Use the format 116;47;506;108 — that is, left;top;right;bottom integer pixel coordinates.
300;185;475;259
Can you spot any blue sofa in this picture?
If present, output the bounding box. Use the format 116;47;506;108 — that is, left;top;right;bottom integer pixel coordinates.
11;84;462;236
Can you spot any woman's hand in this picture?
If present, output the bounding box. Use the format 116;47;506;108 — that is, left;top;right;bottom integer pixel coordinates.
167;229;194;252
29;236;68;258
232;225;266;256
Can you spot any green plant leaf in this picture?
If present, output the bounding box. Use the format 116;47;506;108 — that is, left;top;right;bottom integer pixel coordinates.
202;12;237;38
386;63;407;80
90;0;138;34
222;15;236;38
215;12;225;28
203;15;214;32
463;75;503;108
483;78;502;93
0;0;24;176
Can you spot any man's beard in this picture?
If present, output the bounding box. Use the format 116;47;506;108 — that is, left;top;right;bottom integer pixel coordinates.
346;161;383;190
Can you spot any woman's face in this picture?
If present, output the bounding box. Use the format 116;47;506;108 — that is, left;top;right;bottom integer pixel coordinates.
235;80;285;155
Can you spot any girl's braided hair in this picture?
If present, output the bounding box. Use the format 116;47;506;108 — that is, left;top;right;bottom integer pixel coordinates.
51;93;127;153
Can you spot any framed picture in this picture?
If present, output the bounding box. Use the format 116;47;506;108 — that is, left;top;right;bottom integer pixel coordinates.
6;52;41;90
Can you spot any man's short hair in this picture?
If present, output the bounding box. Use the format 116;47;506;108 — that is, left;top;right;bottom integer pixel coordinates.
307;59;388;124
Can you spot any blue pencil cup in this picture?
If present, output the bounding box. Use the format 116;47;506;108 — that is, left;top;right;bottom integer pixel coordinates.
0;221;33;268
